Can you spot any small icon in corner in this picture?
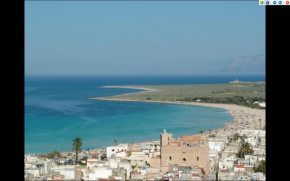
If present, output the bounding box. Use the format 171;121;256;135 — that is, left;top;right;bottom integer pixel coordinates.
278;1;282;4
266;1;270;4
273;1;277;4
260;1;264;5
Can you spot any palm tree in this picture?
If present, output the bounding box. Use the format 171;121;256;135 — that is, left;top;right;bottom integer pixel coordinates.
73;136;83;164
261;160;266;174
233;133;240;142
114;139;118;146
199;130;204;135
53;150;61;165
83;156;88;162
241;134;248;142
236;142;253;158
254;160;266;174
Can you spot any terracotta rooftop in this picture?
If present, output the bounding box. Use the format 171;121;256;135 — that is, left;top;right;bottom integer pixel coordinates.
180;135;201;142
234;164;245;168
171;141;180;146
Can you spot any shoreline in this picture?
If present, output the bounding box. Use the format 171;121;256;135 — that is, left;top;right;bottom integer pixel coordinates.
89;97;265;125
29;86;265;154
89;85;265;138
102;86;156;92
28;99;265;155
100;85;157;96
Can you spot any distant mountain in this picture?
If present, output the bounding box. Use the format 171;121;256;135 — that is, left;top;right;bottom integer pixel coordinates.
219;54;265;75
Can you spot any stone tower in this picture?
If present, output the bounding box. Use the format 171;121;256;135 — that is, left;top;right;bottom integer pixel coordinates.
160;129;173;147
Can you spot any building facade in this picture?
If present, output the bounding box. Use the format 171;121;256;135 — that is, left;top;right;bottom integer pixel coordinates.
159;130;210;174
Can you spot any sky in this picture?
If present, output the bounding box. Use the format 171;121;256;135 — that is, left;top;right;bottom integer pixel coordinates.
25;1;265;76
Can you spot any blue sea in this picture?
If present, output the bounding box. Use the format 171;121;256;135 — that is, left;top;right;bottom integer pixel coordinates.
25;75;265;154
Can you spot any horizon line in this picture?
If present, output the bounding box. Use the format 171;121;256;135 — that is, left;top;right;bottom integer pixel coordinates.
25;74;266;77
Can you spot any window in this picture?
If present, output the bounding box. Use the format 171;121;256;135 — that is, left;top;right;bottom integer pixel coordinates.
183;158;186;162
112;149;115;151
197;157;199;161
168;137;170;141
169;156;172;161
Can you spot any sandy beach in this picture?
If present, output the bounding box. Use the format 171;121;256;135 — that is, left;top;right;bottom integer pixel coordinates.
89;86;265;139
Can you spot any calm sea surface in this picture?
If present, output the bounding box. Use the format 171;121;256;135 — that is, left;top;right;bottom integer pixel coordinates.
25;75;265;154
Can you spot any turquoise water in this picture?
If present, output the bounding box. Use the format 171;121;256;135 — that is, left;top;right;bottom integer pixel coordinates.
25;75;264;154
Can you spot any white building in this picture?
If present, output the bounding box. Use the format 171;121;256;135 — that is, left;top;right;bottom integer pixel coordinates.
258;155;266;161
235;176;248;180
39;159;56;174
219;160;234;170
238;130;265;138
87;167;112;180
51;165;76;180
87;159;98;170
244;155;258;163
223;156;237;162
108;158;118;169
245;137;257;146
118;161;132;180
259;102;266;108
209;141;225;152
253;147;265;155
95;161;109;167
252;172;265;180
136;169;147;179
128;151;147;167
149;151;160;158
25;168;41;177
106;144;128;158
233;165;245;172
115;150;126;158
25;155;38;162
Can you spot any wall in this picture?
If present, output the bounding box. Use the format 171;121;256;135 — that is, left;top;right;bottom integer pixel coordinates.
59;168;75;179
150;157;161;168
89;168;112;180
161;146;210;174
209;142;225;152
106;145;128;158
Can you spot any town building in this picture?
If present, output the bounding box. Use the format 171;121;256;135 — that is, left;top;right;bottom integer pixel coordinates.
106;144;128;158
152;130;210;174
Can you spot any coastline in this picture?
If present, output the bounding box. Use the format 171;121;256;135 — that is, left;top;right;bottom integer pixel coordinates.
102;86;156;92
101;86;157;96
89;86;265;138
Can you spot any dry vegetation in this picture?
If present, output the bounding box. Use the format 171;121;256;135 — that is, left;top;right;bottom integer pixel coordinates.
92;82;265;109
